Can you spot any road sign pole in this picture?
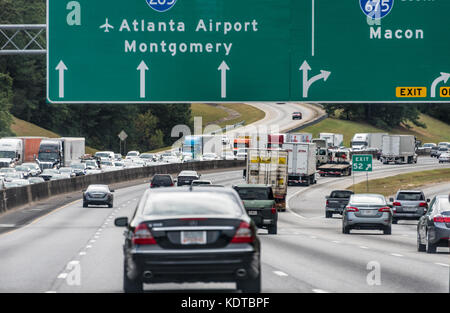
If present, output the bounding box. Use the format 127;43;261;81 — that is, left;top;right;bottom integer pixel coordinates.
366;172;369;193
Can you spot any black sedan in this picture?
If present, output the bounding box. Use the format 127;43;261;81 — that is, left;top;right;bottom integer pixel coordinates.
83;184;114;208
114;186;261;293
417;194;450;253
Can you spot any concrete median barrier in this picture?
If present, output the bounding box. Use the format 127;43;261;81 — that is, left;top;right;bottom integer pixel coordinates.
0;160;245;215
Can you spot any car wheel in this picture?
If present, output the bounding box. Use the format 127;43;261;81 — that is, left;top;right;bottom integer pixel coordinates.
383;226;392;235
426;232;437;254
392;219;398;224
268;224;277;235
342;224;350;234
108;203;113;208
83;202;88;208
325;211;332;218
417;234;426;252
123;259;143;293
237;271;261;293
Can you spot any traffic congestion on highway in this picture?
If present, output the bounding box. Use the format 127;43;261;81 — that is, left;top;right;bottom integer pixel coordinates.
0;125;449;295
1;0;450;306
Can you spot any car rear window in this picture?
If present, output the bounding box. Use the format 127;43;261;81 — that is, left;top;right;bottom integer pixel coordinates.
330;191;353;199
179;176;198;182
152;176;172;184
397;192;424;201
235;188;270;200
350;195;386;205
142;193;242;216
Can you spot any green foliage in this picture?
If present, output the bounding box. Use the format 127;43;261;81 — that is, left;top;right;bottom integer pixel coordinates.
0;73;14;137
324;103;426;130
418;104;450;124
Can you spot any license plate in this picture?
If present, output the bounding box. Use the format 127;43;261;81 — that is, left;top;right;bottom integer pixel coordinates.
403;207;417;212
181;231;207;245
248;211;258;216
360;210;377;216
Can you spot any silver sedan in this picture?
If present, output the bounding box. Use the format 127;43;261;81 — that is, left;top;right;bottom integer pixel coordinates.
342;194;392;235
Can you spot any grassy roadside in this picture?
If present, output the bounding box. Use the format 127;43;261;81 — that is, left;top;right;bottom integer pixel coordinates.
10;116;98;155
190;103;266;129
302;114;450;147
347;168;450;196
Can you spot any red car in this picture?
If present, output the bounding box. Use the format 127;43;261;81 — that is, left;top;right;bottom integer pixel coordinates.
292;112;303;120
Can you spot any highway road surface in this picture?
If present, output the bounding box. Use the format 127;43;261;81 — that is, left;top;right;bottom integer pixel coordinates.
0;157;448;293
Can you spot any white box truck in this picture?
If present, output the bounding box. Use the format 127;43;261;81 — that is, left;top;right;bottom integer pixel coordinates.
0;138;23;168
381;135;417;164
351;133;388;151
320;133;344;148
283;142;317;186
246;149;288;211
287;133;313;143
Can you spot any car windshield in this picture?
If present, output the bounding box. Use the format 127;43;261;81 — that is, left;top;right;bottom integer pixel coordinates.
15;166;28;171
0;151;16;159
397;192;424;201
127;152;138;156
96;153;111;158
102;162;113;166
236;188;270;200
71;164;85;169
350;195;386;205
60;168;72;172
179;176;198;182
330;191;353;198
142;193;241;216
140;154;153;159
0;168;15;173
38;152;58;161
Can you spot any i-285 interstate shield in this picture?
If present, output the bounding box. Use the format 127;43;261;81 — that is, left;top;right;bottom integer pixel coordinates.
47;0;450;103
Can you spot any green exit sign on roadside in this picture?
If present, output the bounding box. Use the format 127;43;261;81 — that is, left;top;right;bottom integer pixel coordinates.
352;155;373;172
47;0;450;103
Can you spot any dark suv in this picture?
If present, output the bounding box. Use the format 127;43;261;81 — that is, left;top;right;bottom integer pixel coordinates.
177;170;200;186
233;184;278;234
150;174;174;188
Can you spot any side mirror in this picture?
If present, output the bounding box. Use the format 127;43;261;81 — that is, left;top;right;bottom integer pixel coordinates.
111;190;115;193
114;217;128;227
426;199;430;203
389;197;394;202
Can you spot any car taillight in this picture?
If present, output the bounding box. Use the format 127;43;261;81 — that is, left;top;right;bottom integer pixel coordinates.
271;207;277;214
132;223;156;245
434;216;450;223
346;207;359;212
378;207;391;213
150;183;154;188
170;183;174;186
231;222;254;243
393;202;401;206
419;202;427;208
326;200;329;205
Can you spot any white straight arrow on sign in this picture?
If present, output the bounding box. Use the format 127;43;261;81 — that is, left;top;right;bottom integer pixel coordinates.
218;61;230;99
431;72;450;98
137;61;149;99
55;61;67;98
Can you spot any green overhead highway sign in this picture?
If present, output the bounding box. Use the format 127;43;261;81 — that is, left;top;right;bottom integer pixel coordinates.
352;155;373;172
47;0;450;103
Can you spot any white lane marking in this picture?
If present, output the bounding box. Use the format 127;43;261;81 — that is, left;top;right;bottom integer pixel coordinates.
359;246;369;249
273;271;289;277
45;291;57;293
86;245;92;249
57;273;68;279
0;224;16;227
90;240;96;243
390;253;403;257
435;263;449;268
332;241;340;244
312;289;329;293
79;252;86;256
310;236;317;239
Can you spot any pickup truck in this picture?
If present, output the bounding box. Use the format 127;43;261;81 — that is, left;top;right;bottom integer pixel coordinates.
325;190;354;218
233;184;278;234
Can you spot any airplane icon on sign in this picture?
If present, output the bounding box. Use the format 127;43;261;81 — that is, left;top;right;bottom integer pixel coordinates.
100;18;114;32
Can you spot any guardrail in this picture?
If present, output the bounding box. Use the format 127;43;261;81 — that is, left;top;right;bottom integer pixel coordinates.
0;160;245;215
